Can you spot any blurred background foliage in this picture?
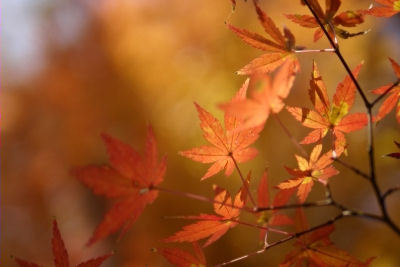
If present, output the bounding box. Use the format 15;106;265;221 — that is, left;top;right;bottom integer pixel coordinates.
1;0;399;266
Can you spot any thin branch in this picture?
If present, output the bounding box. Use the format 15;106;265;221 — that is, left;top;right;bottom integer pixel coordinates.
230;155;257;207
332;158;370;180
151;185;254;213
255;199;332;212
294;48;335;53
366;111;384;211
371;79;400;107
383;186;400;199
163;215;289;235
230;218;289;235
272;114;307;157
215;213;345;266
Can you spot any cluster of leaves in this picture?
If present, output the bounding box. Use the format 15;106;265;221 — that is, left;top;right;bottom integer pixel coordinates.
13;0;400;266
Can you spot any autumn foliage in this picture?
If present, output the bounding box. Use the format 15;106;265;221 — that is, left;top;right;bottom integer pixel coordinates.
9;0;400;266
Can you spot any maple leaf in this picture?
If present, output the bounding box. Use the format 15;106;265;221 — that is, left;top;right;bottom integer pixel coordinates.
287;0;366;42
180;81;262;180
286;61;367;155
220;59;298;129
384;140;400;159
277;144;339;203
279;209;374;266
14;220;112;267
228;0;300;75
372;58;400;124
364;0;400;17
163;183;248;247
157;243;206;267
72;125;167;245
256;171;294;241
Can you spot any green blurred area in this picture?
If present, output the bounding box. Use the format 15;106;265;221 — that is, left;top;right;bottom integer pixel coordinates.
1;0;400;266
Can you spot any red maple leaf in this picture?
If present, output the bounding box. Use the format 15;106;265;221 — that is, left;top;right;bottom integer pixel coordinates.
280;209;374;266
256;171;294;241
277;144;339;203
220;59;298;129
372;58;400;124
158;243;206;267
286;0;366;42
228;0;300;75
179;81;262;180
14;220;112;267
364;0;400;17
72;125;167;245
286;61;367;156
163;182;248;247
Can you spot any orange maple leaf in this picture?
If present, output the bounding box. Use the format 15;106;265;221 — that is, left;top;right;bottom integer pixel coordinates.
72;125;167;245
228;0;300;75
163;184;247;247
220;59;298;129
256;171;294;240
364;0;400;17
372;58;400;124
158;242;206;267
180;81;262;180
277;144;339;203
287;0;366;42
14;220;112;267
286;61;367;155
279;209;374;266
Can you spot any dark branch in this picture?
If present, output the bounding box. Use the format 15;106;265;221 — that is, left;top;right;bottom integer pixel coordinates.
333;158;370;180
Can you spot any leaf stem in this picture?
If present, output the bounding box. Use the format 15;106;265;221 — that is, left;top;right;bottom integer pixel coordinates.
230;155;257;207
272;114;308;157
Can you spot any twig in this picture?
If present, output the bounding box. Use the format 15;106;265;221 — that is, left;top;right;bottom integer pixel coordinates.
151;185;254;213
272;114;308;157
371;79;400;107
230;218;289;235
294;48;335;53
255;199;332;212
332;158;370;180
383;186;400;199
163;215;289;235
214;213;346;266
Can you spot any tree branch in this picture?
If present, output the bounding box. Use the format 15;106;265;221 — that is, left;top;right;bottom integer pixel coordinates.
371;79;400;107
332;158;370;180
215;213;346;266
302;0;370;106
